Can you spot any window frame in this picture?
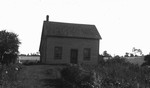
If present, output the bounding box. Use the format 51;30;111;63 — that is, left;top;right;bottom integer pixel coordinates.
54;46;62;60
83;48;91;60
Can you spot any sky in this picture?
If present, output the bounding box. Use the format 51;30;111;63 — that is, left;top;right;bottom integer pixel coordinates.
0;0;150;56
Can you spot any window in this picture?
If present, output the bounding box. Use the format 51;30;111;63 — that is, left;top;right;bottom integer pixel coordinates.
83;48;91;60
54;47;62;59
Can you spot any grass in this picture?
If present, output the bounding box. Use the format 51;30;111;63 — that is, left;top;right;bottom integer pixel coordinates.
0;64;23;88
15;65;61;88
0;63;62;88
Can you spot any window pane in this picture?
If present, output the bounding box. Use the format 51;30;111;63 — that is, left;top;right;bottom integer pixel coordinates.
54;47;62;59
83;48;91;60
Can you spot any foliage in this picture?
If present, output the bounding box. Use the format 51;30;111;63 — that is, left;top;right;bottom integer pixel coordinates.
0;63;23;88
132;47;143;56
130;53;134;57
98;55;105;66
46;56;150;88
124;52;129;57
82;56;150;88
144;55;150;63
0;30;21;65
142;55;150;66
60;65;95;88
103;51;111;57
102;57;150;87
3;53;18;66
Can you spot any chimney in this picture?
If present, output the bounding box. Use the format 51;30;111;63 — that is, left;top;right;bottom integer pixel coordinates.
46;15;49;21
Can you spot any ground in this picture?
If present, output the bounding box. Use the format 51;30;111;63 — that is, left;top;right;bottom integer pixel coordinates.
16;65;62;88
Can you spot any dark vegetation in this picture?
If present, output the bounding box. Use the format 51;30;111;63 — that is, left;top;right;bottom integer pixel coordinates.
22;60;40;65
141;55;150;66
0;63;23;88
45;56;150;88
0;30;21;87
95;57;150;88
0;30;20;66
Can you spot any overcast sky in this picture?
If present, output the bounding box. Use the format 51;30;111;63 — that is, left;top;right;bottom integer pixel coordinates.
0;0;150;56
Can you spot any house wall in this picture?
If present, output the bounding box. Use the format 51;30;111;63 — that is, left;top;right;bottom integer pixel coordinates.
40;38;47;63
45;37;99;65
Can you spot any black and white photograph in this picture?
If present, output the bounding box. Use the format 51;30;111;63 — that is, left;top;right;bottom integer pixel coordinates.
0;0;150;88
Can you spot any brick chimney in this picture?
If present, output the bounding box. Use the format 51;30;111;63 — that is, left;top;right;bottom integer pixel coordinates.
46;15;49;21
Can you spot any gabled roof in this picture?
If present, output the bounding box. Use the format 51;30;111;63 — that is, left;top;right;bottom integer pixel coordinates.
39;19;102;51
42;21;102;39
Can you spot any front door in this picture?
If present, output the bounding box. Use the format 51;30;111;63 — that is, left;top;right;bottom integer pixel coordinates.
70;49;78;64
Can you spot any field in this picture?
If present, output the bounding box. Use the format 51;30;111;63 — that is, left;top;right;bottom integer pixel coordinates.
18;56;40;63
125;56;145;66
18;55;146;65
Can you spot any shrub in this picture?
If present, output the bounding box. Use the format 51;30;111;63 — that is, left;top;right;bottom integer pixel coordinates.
96;56;150;88
47;56;150;88
60;65;96;88
80;56;150;88
98;55;105;66
142;55;150;66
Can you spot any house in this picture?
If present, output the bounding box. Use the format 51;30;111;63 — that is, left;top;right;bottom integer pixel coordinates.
39;15;102;65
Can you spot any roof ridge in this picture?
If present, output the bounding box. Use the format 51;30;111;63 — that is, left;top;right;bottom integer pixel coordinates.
45;21;95;26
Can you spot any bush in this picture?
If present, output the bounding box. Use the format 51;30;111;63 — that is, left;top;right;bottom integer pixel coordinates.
60;65;96;88
80;56;150;88
47;56;150;88
142;55;150;66
98;55;105;66
95;56;150;88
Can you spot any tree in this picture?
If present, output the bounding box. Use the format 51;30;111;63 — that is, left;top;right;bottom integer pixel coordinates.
142;55;150;66
132;47;142;56
0;30;21;65
130;53;134;57
124;52;129;57
103;51;111;57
